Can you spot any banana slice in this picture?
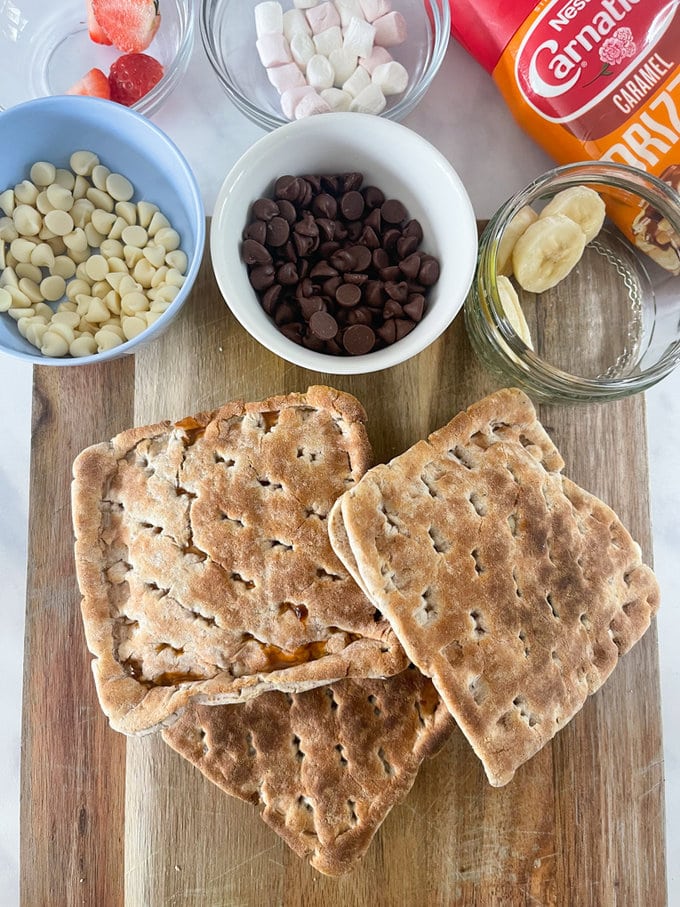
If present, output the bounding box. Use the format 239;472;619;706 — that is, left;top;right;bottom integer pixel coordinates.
540;185;605;243
496;275;533;349
512;214;586;293
497;205;538;275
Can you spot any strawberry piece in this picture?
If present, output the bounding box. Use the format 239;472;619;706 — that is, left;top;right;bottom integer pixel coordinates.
86;0;112;45
108;53;164;106
91;0;160;54
67;68;111;99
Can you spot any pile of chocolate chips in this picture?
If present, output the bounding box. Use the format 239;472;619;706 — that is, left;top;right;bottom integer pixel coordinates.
241;172;441;356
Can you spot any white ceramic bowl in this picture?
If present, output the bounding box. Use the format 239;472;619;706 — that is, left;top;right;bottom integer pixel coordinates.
210;113;477;375
0;96;205;366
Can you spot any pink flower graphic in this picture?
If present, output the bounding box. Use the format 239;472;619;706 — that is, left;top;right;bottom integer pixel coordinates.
599;27;636;66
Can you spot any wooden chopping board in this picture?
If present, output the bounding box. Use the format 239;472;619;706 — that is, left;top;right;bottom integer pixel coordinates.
20;222;666;907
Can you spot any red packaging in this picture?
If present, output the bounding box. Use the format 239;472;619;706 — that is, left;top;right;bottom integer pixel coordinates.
452;0;680;273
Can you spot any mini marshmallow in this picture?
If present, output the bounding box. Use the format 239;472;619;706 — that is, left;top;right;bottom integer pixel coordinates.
254;1;284;37
306;53;335;90
342;64;370;98
283;7;311;39
373;10;407;46
342;16;375;58
335;0;365;27
313;25;342;56
280;85;317;119
359;0;391;22
305;0;340;33
295;91;332;117
349;82;386;114
290;31;316;68
359;44;392;74
320;87;352;111
329;47;358;86
371;60;408;95
267;61;307;93
256;33;293;67
293;0;317;7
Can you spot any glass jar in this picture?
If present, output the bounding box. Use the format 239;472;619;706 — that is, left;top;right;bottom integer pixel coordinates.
465;162;680;403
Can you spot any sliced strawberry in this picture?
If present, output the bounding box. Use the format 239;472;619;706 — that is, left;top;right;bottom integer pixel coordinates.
67;68;111;99
86;0;112;45
108;53;164;106
91;0;160;53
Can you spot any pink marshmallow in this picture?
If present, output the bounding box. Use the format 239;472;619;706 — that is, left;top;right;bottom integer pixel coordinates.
305;1;341;34
295;91;332;118
359;44;392;75
372;10;407;46
256;33;293;67
358;0;391;22
280;85;316;119
267;62;307;93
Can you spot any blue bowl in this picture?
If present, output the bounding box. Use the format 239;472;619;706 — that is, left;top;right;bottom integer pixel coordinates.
0;95;205;365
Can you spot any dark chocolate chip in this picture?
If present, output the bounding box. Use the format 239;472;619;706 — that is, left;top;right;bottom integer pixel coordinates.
280;322;304;344
241;239;272;265
340;190;365;221
293;232;315;257
252;198;279;221
319;240;341;258
395;318;416;340
274;175;298;199
330;249;355;272
343;271;368;285
342;324;375;355
403;294;425;321
336;283;361;308
277;262;298;285
381;199;407;224
244;220;267;244
322;276;342;297
402;219;424;242
274;302;296;325
296;277;313;298
312;193;338;219
347;244;372;271
357;225;380;250
266;216;290;247
399;252;422;279
364;280;384;307
249;264;275;290
379;265;401;282
364;208;382;233
316;217;336;241
376;319;397;344
303;174;322;192
419;257;440;286
277;199;297;223
342;172;363;192
362;185;385;209
303;331;326;351
309;310;339;340
324;338;344;355
397;234;419;258
347;306;373;326
372;248;389;270
294;213;319;238
385;280;409;303
382;228;401;254
261;284;281;314
310;261;338;279
300;295;326;320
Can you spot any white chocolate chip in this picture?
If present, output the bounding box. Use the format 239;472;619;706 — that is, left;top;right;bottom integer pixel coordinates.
41;330;69;357
95;329;124;352
121;224;148;248
148;211;170;236
85;255;109;282
92;164;111;192
0;287;11;311
70;199;95;228
14;180;39;206
136;201;158;229
51;255;77;280
86;187;114;213
115;201;137;225
45;183;74;211
70;334;98;357
31;242;55;270
0;190;15;216
121;315;146;340
70;150;99;176
105;173;135;203
63;228;89;253
13;205;42;237
54;168;75;191
72;175;91;200
40;274;66;302
44;209;74;237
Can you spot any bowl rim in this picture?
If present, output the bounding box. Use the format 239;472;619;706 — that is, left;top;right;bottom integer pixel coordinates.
209;112;477;375
199;0;451;131
0;95;206;367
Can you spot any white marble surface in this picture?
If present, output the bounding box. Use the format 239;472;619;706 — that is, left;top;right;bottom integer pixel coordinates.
0;36;678;904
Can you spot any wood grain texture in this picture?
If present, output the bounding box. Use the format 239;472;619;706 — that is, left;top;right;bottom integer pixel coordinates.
21;227;666;906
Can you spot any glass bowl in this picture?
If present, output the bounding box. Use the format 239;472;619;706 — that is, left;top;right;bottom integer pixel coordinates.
0;0;196;117
200;0;449;131
464;162;680;404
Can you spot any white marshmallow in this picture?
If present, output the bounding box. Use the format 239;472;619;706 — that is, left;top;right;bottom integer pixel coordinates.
280;85;316;119
342;16;375;58
267;61;307;93
329;48;358;86
349;82;386;114
371;60;407;95
359;44;392;74
334;0;365;27
254;1;284;37
372;10;407;46
256;33;293;67
295;91;332;117
283;7;311;39
342;64;370;98
359;0;391;21
306;53;335;90
313;25;342;56
305;1;340;33
320;87;352;111
293;0;317;7
290;31;316;68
